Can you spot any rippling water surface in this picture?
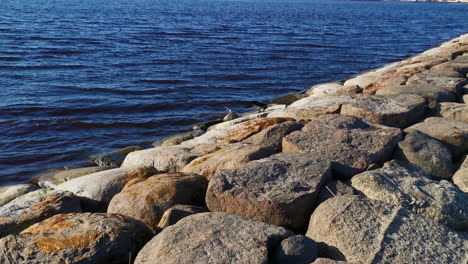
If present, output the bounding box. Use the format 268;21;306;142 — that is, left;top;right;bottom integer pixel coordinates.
1;0;467;186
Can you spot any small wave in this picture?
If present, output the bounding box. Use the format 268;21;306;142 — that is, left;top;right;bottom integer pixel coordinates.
135;79;189;85
41;50;84;55
0;64;89;70
0;56;22;61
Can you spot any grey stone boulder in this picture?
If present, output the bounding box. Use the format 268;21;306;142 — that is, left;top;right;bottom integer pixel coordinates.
121;145;200;172
317;180;355;204
182;143;276;180
268;93;308;105
405;117;468;156
394;130;456;180
340;94;425;128
107;172;207;230
243;121;303;151
282;115;403;178
0;213;153;264
453;156;468;192
306;195;468;264
56;167;158;211
35;165;114;189
134;212;294;264
306;82;344;96
0;184;39;206
311;259;361;264
271;235;318;264
153;130;204;147
351;160;468;232
206;153;331;231
90;145;142;166
436;102;468;123
157;205;207;229
0;189;81;238
375;84;456;109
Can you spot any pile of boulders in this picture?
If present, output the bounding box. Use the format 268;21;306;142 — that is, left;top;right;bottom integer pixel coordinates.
0;34;467;264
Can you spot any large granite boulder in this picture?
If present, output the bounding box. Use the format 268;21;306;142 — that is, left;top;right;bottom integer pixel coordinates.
0;189;81;238
134;212;294;264
0;184;39;206
453;156;468;193
56;167;157;211
306;196;468;263
306;82;344;96
108;172;207;230
436;102;468;123
206;153;331;231
35;165;114;189
182;143;275;180
282;115;403;178
340;94;425;128
351;160;468;232
0;213;153;264
394;130;456;180
271;235;318;264
405;117;468;155
375;84;456;109
157;205;207;229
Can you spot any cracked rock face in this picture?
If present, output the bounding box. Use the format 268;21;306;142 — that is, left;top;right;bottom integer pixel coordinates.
351;160;468;232
134;212;294;264
0;190;81;238
0;213;153;264
107;172;208;230
282;114;403;178
306;195;468;264
206;152;332;232
340;94;426;128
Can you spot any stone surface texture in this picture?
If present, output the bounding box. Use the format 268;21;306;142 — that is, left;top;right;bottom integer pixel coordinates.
306;195;468;264
157;204;207;229
0;184;39;206
206;153;331;231
108;172;207;230
134;212;294;264
271;235;318;264
0;213;153;264
453;156;468;192
36;166;114;189
282;114;403;177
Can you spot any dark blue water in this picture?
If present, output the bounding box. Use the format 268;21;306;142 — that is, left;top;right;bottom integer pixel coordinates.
0;0;467;186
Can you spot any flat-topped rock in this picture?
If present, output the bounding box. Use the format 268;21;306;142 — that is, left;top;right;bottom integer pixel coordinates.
108;172;207;230
375;84;456;109
121;145;200;172
0;184;39;206
0;213;153;264
134;212;294;264
340;94;425;128
437;102;468;123
282;115;403;178
394;130;456;180
56;167;157;211
405;117;468;155
206;153;331;231
0;190;81;238
35;166;114;189
351;160;468;232
157;205;207;229
182;143;275;180
453;156;468;193
306;196;468;264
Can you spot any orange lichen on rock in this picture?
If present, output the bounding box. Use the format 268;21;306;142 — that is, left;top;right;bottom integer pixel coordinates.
221;117;294;144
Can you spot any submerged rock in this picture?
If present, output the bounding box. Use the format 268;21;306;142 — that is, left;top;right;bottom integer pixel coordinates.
0;190;81;238
0;213;153;264
282;114;402;178
306;196;467;264
134;212;293;264
107;172;207;230
340;94;425;128
351;160;468;232
206;153;331;231
0;184;39;206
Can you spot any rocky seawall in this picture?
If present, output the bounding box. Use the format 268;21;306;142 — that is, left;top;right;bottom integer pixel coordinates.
0;33;468;263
